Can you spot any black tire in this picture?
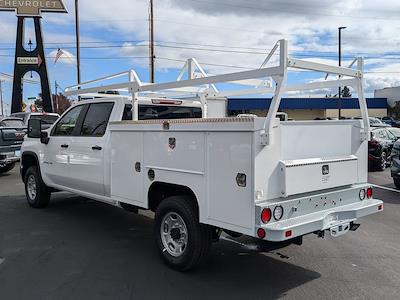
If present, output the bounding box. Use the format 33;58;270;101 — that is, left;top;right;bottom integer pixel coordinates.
395;178;400;190
0;162;16;174
376;152;387;172
24;166;51;208
154;196;212;271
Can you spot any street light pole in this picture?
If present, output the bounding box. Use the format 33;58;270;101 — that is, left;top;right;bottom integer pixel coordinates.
0;80;4;116
338;26;346;119
149;0;155;83
75;0;81;87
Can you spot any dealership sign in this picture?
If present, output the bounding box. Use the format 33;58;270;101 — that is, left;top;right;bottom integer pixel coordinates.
0;0;67;16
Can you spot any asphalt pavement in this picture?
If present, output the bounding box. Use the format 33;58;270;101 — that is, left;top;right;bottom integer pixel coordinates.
0;166;399;300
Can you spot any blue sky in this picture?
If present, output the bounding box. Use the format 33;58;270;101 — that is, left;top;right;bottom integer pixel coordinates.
1;0;400;115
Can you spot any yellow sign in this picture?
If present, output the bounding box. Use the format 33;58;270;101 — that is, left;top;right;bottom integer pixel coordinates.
0;0;67;16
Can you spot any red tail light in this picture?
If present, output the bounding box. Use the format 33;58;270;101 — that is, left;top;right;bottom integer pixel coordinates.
369;138;380;148
261;208;272;223
366;187;373;199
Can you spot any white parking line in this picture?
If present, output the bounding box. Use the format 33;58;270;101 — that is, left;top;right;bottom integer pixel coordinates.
371;184;400;193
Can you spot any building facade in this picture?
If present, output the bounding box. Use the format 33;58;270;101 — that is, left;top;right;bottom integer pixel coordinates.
228;97;388;120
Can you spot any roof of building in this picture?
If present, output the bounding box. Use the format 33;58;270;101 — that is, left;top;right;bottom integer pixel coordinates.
227;97;388;110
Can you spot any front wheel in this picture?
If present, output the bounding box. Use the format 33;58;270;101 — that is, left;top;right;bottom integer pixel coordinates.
154;196;212;271
24;166;51;208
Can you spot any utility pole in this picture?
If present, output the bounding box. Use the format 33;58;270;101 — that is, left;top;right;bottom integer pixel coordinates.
0;80;4;116
75;0;81;87
338;26;346;119
149;0;155;83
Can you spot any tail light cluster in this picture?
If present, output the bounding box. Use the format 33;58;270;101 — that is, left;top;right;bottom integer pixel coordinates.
368;138;380;149
360;187;373;200
261;205;284;224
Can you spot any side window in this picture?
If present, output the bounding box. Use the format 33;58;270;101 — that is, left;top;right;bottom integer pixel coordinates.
80;102;114;136
122;104;133;120
53;105;85;136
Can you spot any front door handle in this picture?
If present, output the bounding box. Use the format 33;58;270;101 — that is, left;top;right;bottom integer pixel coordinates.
92;145;102;151
61;144;69;148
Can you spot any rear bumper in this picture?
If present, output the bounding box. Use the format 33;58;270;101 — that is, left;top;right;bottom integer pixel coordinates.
255;185;383;242
260;199;382;242
0;149;21;166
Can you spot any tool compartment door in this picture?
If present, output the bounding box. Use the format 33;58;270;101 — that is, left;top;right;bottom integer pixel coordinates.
280;156;359;197
110;131;144;206
206;131;254;234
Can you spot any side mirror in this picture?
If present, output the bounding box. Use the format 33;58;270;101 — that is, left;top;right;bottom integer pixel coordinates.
40;131;50;145
27;119;41;138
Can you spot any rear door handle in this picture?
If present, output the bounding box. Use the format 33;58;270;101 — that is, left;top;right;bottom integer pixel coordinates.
92;145;102;151
61;144;69;148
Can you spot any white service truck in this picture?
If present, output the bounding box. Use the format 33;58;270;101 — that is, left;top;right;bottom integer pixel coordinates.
21;40;383;271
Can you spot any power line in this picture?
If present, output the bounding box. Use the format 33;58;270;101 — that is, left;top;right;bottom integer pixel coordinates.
2;43;400;60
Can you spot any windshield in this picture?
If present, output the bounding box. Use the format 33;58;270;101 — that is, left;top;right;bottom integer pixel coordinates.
1;119;25;127
31;115;59;125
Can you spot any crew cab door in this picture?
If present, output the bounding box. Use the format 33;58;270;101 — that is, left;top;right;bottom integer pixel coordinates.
67;102;114;196
43;104;86;187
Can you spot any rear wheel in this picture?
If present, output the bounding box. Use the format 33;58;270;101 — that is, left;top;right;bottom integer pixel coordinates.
0;162;16;174
395;178;400;190
154;196;212;271
24;166;51;208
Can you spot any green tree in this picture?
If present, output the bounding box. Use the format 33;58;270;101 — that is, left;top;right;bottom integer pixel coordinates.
341;86;352;98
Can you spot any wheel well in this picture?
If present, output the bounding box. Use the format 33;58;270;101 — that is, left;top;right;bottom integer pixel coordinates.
21;153;39;182
148;182;198;214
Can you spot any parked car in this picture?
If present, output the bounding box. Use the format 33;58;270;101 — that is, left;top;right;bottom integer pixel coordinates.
388;127;400;140
369;127;398;171
353;117;389;127
0;117;26;174
391;140;400;189
10;112;60;130
382;116;400;128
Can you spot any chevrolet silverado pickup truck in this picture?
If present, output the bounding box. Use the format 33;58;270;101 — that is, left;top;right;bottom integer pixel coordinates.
20;40;383;271
0;117;25;174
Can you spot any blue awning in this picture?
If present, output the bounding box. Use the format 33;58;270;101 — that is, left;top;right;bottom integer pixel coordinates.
227;98;388;110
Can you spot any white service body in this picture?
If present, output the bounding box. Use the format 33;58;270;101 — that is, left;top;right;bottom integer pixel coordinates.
22;39;383;246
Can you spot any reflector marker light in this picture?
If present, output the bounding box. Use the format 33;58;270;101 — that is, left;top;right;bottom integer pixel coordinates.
378;204;383;211
257;228;266;239
285;230;292;238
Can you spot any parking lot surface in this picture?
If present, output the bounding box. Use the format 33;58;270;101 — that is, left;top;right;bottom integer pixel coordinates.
0;166;399;300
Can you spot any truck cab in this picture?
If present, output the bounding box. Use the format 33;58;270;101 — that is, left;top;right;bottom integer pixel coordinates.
21;96;205;195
